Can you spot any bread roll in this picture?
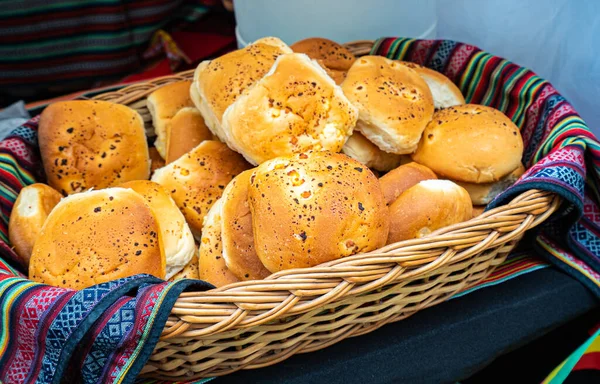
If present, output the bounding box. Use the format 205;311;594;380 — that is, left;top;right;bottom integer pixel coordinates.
291;37;356;85
151;140;251;238
342;56;434;154
342;131;403;172
248;151;389;272
379;162;438;205
120;180;195;279
222;53;358;165
166;107;214;164
221;170;270;281
290;37;355;72
398;61;465;109
29;188;165;289
456;164;526;205
9;184;62;267
198;198;239;287
472;205;486;219
149;147;166;175
147;81;195;158
39;100;150;195
387;180;472;244
191;37;292;142
169;249;199;281
412;105;524;183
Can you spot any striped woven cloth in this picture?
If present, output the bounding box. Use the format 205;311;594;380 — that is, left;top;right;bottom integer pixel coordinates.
0;37;599;383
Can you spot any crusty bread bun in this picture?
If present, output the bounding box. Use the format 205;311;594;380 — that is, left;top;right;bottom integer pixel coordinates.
39;100;150;195
342;131;403;172
398;61;465;109
29;188;165;289
342;55;434;154
379;162;438;205
387;180;472;244
221;53;358;165
149;147;165;174
151;140;251;238
191;37;292;142
456;164;526;205
168;249;199;281
248;151;389;272
166;107;214;164
412;104;524;183
221;170;271;281
147;81;195;158
9;184;62;267
120;180;195;279
290;37;355;85
290;37;355;72
198;198;239;287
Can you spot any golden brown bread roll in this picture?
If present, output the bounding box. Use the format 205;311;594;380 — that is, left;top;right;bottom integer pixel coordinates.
221;53;358;165
387;180;472;244
455;164;526;205
248;151;389;272
220;170;271;281
168;249;200;281
198;198;239;287
151;140;251;238
149;147;166;174
472;205;486;219
291;37;355;85
398;61;465;109
166;107;214;164
191;37;292;142
342;55;434;154
342;131;403;172
39;100;150;195
147;81;195;158
9;184;62;267
290;37;356;72
120;180;195;279
412;105;524;183
29;188;165;289
379;162;438;205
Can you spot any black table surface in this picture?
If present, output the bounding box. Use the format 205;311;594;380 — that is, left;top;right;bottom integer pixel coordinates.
211;267;598;384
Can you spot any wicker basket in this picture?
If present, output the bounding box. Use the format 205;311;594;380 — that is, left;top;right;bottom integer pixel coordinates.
89;40;561;380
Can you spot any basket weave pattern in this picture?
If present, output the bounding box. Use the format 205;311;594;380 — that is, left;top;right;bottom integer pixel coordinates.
89;42;560;380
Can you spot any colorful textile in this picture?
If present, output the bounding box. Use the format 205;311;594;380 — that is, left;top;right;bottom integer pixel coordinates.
373;37;600;382
0;37;597;383
542;327;600;383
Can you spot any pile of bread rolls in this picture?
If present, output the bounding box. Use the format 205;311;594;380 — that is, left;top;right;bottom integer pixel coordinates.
9;37;524;290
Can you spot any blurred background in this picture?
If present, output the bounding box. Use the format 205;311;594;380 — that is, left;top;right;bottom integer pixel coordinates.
1;0;598;136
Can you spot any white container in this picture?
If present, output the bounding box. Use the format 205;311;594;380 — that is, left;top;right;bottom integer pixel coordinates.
233;0;437;47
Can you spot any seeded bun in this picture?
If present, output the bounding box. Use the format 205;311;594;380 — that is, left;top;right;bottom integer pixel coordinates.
29;188;165;289
291;37;355;85
342;55;434;154
398;61;465;109
248;151;389;272
147;81;195;158
342;131;403;172
387;180;472;244
149;147;166;174
198;198;240;287
151;140;251;238
168;249;199;281
166;107;214;164
191;37;292;142
39;100;150;195
221;53;358;165
9;184;62;267
120;180;195;279
412;105;524;183
379;162;438;205
221;170;271;281
456;164;526;205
